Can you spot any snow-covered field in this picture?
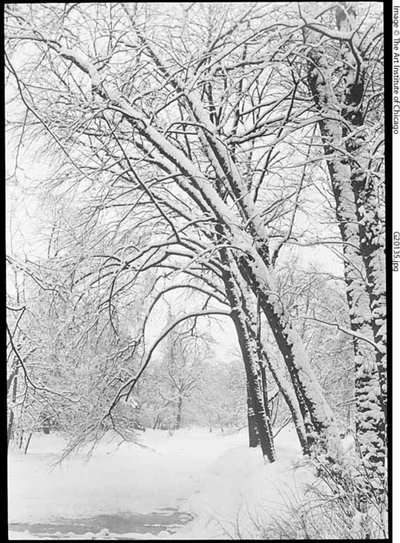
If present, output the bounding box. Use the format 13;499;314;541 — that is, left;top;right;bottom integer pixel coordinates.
8;427;316;540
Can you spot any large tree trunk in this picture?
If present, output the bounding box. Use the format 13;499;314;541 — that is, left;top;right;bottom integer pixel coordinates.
350;166;386;426
247;383;260;448
246;359;273;449
307;42;386;470
337;3;387;430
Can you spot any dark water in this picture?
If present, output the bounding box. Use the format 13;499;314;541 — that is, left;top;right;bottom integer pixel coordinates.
9;508;193;539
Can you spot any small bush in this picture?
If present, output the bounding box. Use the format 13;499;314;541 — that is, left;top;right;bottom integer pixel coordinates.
253;458;388;540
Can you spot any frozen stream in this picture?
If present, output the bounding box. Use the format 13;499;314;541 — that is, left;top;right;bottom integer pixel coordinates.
9;509;193;539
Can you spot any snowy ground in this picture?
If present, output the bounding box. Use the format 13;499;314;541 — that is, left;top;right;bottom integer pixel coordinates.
8;427;316;540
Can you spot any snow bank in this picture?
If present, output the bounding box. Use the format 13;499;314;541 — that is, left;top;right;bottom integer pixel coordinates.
8;430;215;523
8;427;316;540
175;427;315;539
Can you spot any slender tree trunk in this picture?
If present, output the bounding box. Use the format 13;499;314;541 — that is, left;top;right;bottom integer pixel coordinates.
24;432;33;454
262;349;310;455
153;413;161;430
19;430;24;450
176;394;183;430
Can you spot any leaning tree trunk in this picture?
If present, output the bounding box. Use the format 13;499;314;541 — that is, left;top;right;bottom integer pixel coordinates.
264;350;310;455
244;309;310;455
236;254;334;449
216;232;276;463
232;310;276;463
236;277;310;455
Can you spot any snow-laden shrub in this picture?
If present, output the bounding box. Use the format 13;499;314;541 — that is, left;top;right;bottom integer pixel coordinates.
249;457;388;540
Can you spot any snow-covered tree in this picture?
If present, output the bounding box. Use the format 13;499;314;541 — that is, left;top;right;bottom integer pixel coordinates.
5;2;385;476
